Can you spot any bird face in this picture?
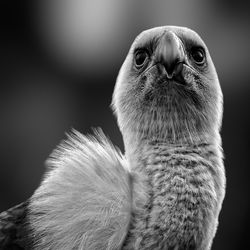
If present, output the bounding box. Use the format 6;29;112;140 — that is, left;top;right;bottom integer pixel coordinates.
113;26;223;144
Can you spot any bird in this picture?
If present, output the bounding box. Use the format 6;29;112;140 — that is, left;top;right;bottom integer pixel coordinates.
0;26;225;250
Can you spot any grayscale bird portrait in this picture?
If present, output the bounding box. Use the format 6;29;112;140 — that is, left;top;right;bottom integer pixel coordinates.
0;1;249;250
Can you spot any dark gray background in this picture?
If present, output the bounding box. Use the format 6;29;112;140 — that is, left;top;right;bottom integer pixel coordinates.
0;1;249;249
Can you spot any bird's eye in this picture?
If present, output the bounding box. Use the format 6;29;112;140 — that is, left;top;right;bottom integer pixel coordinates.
134;50;148;67
191;47;206;65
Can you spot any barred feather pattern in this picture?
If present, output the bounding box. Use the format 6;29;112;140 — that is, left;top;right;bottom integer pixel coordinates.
0;202;30;249
28;129;133;250
122;142;225;250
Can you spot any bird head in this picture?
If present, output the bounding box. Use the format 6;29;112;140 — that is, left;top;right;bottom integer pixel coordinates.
112;26;223;150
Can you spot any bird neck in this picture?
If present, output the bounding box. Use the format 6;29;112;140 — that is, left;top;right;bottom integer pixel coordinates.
121;131;224;250
124;131;221;172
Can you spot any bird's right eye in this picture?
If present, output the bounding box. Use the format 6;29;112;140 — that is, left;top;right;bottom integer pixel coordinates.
134;50;148;68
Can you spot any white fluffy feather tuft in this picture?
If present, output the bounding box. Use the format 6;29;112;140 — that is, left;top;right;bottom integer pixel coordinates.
28;129;132;250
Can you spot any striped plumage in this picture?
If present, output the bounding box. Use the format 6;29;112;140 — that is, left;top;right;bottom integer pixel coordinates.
0;202;31;249
122;142;224;249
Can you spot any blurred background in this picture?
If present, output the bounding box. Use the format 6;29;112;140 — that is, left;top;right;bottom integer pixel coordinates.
0;0;249;249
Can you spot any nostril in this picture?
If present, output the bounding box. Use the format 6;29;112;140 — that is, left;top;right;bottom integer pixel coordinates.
172;62;186;84
173;62;183;76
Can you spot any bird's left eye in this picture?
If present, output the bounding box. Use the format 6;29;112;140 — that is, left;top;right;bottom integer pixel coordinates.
191;47;206;65
134;50;148;67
